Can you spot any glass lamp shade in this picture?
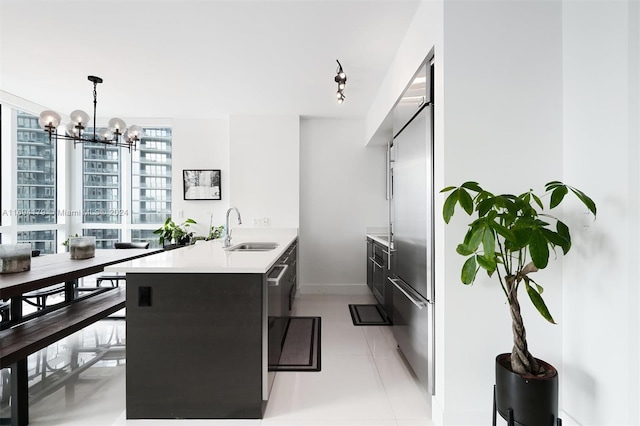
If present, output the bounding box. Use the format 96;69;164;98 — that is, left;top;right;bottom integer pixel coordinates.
97;128;114;142
65;122;81;137
38;110;62;130
69;110;90;126
108;117;127;133
127;125;143;140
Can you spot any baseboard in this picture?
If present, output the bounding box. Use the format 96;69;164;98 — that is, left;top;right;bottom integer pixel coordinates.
298;283;370;295
559;410;581;426
431;396;444;425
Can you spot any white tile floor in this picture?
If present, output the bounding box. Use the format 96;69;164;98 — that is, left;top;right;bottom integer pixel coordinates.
17;293;434;426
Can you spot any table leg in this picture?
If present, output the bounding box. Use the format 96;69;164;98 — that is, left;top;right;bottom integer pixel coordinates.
10;360;28;426
64;281;76;303
9;298;22;324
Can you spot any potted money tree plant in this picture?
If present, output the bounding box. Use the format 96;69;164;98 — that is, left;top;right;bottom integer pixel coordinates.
441;181;596;426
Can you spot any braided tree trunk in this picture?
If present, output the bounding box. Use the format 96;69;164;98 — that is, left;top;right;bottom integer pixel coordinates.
506;274;541;376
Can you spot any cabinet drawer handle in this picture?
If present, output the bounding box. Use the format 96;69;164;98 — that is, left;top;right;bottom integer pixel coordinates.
368;257;383;269
388;277;426;309
267;264;289;287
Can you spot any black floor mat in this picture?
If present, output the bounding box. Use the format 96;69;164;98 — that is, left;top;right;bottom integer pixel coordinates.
348;304;392;326
270;316;321;372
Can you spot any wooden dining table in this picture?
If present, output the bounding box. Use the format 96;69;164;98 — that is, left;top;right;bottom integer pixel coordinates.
0;248;162;324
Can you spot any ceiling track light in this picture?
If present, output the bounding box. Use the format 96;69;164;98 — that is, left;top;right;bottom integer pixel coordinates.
38;75;141;152
334;59;347;104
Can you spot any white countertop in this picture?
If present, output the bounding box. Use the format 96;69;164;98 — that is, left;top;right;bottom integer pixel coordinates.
367;233;390;248
105;228;298;274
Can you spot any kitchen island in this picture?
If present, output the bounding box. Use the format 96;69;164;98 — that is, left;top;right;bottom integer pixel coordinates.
104;228;298;419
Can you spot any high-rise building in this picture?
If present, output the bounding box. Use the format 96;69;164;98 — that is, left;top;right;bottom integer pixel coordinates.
16;111;56;253
131;128;172;248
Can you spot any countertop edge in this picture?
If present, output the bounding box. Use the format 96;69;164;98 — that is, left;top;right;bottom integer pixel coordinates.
367;233;390;248
105;230;298;274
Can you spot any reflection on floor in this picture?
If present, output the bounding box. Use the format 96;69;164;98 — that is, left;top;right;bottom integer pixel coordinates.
2;293;434;426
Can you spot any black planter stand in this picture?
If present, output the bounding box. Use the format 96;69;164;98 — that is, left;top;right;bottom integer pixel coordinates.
493;353;562;426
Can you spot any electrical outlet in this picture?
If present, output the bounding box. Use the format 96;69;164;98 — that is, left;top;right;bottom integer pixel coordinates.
262;217;270;227
178;210;184;218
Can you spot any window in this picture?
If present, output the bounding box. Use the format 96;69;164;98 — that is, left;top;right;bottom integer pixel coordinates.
81;126;172;249
83;229;121;250
3;107;171;251
15;111;57;253
131;127;172;226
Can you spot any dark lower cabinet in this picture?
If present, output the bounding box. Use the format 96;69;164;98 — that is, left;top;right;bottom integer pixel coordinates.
366;238;374;292
366;238;392;321
126;273;266;419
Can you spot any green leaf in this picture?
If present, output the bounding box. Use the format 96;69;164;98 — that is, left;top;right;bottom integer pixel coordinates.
545;181;564;191
461;181;483;192
443;189;459;223
528;277;544;294
529;229;550;269
510;228;533;251
569;187;597;216
440;186;457;193
467;226;484;251
524;279;556;324
489;221;516;242
531;193;544;210
461;256;478;284
540;228;570;254
482;228;495;258
477;197;495;217
458;188;474;215
476;255;497;274
456;244;475;256
556;220;571;253
550;186;568;209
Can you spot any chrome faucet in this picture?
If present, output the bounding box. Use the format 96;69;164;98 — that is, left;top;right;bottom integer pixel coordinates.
224;207;242;247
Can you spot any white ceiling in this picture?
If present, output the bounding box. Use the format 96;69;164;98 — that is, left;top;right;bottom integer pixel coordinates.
0;0;420;121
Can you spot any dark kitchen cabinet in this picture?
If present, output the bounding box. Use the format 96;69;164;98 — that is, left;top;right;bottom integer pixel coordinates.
366;238;374;291
366;237;391;321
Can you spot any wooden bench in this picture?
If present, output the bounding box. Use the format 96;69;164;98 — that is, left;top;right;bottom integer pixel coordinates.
0;287;126;426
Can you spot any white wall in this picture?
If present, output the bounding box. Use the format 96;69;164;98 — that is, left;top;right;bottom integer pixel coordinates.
229;115;299;229
440;2;565;423
365;0;444;148
366;0;567;423
171;118;230;236
299;118;388;293
562;1;640;424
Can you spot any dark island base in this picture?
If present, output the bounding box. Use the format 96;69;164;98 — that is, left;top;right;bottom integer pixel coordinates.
125;273;266;419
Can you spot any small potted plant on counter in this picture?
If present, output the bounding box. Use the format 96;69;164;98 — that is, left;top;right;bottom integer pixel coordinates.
153;217;197;249
441;180;596;426
207;225;225;241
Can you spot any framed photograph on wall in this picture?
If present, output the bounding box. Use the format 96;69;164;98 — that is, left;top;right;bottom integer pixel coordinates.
183;169;222;200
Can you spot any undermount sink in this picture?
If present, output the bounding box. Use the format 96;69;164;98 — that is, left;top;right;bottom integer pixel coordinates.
225;242;279;252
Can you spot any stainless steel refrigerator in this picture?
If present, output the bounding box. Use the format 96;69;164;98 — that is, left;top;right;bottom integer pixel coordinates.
388;56;435;396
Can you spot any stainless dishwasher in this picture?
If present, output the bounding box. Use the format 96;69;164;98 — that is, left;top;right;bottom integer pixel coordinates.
266;263;289;396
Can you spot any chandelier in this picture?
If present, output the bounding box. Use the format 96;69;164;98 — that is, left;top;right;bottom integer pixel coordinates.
334;60;347;104
38;76;142;152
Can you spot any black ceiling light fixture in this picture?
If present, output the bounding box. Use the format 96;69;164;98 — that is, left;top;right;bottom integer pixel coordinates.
38;75;142;152
334;60;347;104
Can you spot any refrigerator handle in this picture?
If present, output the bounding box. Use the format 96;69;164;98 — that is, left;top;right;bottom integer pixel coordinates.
388;277;426;309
